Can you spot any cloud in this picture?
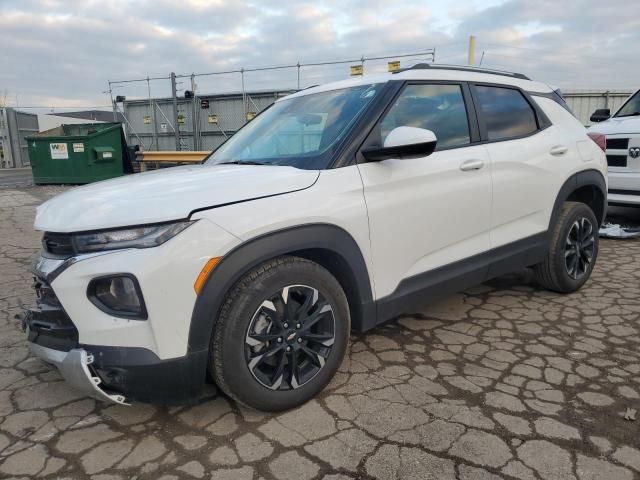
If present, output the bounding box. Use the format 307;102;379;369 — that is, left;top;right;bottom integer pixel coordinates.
0;0;638;111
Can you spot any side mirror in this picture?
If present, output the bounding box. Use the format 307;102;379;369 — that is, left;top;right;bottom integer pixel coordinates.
590;108;610;123
362;126;437;162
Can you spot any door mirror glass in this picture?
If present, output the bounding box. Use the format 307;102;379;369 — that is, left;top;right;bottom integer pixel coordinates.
362;127;437;161
590;108;610;123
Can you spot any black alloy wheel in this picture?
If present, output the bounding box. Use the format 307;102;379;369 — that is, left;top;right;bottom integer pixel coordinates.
245;285;335;390
209;256;350;411
564;216;595;280
533;201;599;293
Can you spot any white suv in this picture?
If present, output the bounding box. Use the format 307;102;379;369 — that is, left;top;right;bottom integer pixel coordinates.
24;65;607;411
588;89;640;206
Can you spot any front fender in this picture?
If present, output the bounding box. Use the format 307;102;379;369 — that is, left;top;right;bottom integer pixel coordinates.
187;223;376;355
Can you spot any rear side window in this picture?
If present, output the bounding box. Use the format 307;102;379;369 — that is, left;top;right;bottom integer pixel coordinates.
475;86;538;141
379;84;471;150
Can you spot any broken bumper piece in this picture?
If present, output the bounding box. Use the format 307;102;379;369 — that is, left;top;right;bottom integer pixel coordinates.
28;342;128;405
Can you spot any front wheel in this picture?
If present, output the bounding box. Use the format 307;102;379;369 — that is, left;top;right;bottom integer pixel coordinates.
533;201;599;293
210;256;350;411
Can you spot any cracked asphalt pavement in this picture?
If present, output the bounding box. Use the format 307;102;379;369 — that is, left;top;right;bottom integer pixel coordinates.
1;184;639;480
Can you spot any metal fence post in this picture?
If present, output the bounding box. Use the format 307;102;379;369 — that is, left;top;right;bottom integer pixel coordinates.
241;68;247;124
171;72;180;151
108;81;117;122
147;77;158;151
191;73;198;151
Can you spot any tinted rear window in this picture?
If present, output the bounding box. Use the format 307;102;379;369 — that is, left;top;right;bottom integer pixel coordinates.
475;86;538;141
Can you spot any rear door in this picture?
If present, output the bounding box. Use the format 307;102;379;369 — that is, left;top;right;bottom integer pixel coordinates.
357;82;492;299
472;84;571;249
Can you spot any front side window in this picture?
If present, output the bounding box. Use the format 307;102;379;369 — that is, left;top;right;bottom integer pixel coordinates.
475;85;538;141
615;90;640;118
377;84;471;150
206;84;380;169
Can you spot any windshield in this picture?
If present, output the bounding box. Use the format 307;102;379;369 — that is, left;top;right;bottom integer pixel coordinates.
206;84;380;169
615;90;640;117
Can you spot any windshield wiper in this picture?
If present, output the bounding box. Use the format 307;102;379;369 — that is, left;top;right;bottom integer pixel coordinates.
218;160;268;166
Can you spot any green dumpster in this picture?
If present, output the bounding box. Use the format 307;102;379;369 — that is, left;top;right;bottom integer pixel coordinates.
27;123;131;184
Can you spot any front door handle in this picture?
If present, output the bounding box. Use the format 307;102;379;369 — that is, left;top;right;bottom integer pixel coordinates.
460;159;485;171
550;145;569;156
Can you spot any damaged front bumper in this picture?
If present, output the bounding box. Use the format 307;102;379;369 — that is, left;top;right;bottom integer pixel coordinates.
24;253;128;405
28;342;128;405
24;252;210;406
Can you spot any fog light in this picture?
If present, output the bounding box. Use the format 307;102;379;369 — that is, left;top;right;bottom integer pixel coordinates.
88;275;147;320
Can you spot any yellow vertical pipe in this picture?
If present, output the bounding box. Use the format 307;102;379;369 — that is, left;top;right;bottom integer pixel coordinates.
468;35;476;66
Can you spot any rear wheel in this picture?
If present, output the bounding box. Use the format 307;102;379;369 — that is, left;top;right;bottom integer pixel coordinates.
210;256;350;411
534;201;599;293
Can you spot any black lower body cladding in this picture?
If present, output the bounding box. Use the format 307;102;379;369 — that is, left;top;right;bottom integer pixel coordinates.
85;345;209;405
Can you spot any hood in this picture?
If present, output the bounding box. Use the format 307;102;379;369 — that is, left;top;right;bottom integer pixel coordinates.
588;115;640;135
35;164;319;233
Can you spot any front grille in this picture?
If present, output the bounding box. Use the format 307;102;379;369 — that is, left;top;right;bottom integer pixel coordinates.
42;232;74;256
25;277;78;351
606;138;629;150
606;155;627;167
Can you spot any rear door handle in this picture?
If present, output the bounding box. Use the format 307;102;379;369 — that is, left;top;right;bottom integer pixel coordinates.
550;145;568;156
460;159;484;171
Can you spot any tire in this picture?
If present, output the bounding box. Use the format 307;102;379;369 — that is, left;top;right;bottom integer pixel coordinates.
534;201;599;293
210;256;350;411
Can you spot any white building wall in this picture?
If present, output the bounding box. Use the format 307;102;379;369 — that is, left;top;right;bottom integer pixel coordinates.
562;89;634;126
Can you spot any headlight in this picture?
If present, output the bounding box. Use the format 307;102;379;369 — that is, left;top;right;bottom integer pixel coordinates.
71;221;193;253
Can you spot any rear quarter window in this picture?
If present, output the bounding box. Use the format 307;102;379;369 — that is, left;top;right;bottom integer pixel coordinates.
475;85;538;141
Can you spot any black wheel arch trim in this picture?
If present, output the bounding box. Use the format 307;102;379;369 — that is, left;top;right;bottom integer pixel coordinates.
188;223;376;355
549;169;607;230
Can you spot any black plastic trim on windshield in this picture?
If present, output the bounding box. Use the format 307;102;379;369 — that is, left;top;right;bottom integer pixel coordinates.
218;160;268;166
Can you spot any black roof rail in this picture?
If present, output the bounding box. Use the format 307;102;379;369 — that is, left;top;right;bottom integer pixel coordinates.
394;63;530;81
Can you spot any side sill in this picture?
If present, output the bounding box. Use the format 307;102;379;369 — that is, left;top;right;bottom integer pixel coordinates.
372;232;547;328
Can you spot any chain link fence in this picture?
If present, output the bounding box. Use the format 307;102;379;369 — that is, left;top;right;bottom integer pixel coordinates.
111;50;436;151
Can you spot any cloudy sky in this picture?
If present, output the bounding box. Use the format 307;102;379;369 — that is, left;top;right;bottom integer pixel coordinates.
1;0;638;112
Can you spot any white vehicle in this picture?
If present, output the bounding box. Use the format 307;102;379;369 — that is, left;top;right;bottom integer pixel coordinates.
588;89;640;206
24;65;607;411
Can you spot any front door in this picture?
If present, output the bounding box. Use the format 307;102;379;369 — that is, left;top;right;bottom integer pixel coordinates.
357;82;492;300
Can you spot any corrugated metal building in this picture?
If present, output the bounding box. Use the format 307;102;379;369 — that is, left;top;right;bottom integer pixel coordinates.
122;90;294;152
562;89;634;126
0;108;39;168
